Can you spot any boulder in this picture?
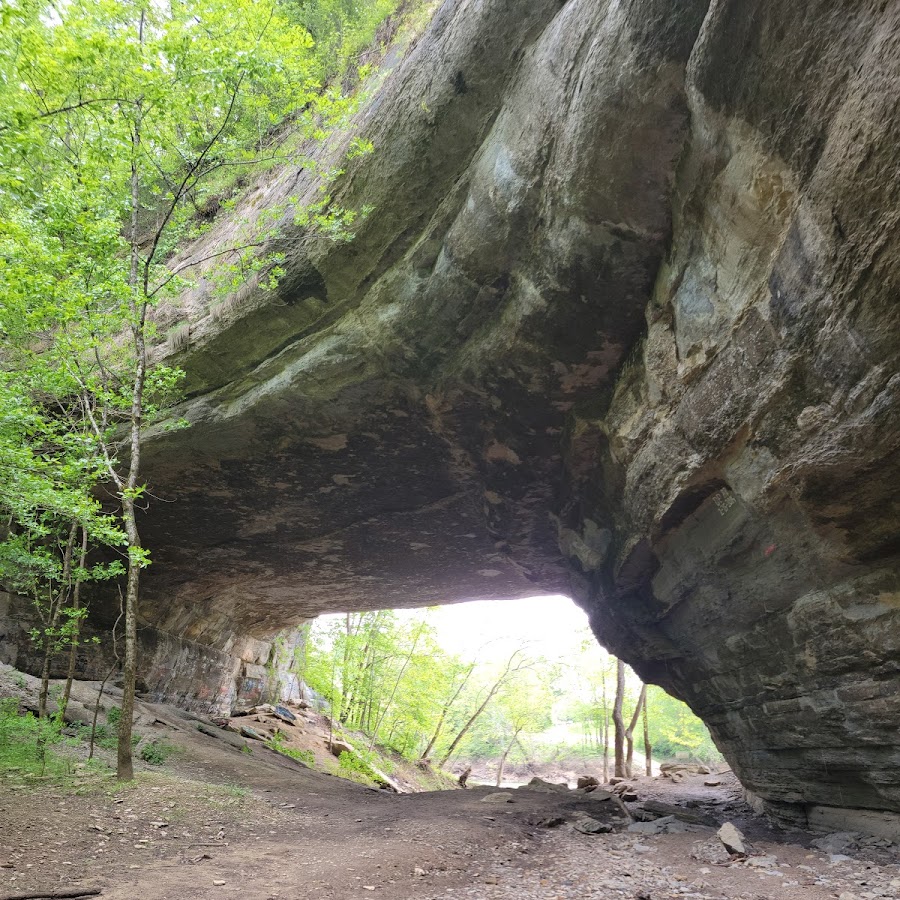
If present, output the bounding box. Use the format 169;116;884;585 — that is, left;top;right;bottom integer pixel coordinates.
523;777;569;794
634;800;717;827
196;722;247;751
273;705;297;726
328;739;354;757
811;832;860;855
482;792;514;804
573;815;614;835
717;822;753;857
628;816;679;835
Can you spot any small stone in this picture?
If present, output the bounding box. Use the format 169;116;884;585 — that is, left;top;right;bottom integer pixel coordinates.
704;778;722;786
746;855;778;868
413;867;427;876
213;880;226;886
577;775;600;789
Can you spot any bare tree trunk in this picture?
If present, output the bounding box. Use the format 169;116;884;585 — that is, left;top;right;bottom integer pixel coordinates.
420;662;474;762
613;658;626;778
625;684;646;778
643;690;652;776
39;523;78;717
439;650;528;767
117;494;142;781
90;601;123;761
60;526;89;719
495;728;521;787
369;621;425;750
117;76;146;781
601;668;609;782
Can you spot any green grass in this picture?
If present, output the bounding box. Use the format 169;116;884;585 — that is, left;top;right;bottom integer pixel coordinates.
139;738;178;765
265;731;315;766
0;698;110;784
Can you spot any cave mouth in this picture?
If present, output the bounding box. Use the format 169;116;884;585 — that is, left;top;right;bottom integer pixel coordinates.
264;593;725;794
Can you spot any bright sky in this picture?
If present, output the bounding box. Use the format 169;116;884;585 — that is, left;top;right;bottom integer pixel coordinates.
315;594;599;665
427;594;591;662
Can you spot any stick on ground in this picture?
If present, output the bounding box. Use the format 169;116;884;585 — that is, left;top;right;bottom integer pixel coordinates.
0;888;102;900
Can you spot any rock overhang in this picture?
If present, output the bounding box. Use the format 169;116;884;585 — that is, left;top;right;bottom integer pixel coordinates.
55;0;900;831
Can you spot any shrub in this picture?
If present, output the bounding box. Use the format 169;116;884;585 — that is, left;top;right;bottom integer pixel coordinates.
139;738;176;765
338;750;377;786
0;698;66;777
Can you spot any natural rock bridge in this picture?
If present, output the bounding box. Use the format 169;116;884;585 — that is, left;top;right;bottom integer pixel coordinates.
4;0;898;837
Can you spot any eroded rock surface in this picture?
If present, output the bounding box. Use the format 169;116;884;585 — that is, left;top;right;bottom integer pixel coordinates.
6;0;898;832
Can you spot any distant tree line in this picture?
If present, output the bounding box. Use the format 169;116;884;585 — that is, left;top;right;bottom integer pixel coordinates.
300;614;721;780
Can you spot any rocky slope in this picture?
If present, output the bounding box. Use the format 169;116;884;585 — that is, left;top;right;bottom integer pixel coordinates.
3;0;898;835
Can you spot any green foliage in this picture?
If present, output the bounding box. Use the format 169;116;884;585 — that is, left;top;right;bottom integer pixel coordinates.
0;698;63;776
0;698;113;782
286;747;315;766
84;721;140;752
337;749;376;785
305;610;473;760
645;686;721;763
455;665;555;763
265;730;314;765
139;738;177;765
288;0;401;79
0;0;405;749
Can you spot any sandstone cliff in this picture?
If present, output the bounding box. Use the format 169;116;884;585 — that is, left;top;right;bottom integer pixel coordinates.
6;0;897;833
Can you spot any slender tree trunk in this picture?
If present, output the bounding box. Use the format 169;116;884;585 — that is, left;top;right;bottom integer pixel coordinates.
612;658;626;778
60;526;89;719
601;669;609;782
420;663;474;762
90;601;123;761
495;728;521;787
369;621;425;750
439;650;526;767
625;684;646;779
117;496;141;781
117;83;146;782
642;691;652;776
338;612;354;723
39;523;78;717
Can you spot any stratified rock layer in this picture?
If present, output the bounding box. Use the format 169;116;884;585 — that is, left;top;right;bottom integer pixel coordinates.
573;0;900;830
8;0;897;831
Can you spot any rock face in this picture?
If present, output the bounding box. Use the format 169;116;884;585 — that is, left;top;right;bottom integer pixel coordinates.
3;0;898;832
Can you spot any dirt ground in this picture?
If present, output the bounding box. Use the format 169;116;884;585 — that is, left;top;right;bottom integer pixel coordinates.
1;668;898;900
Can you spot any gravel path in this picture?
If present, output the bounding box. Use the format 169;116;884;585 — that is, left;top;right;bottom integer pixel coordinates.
457;829;900;900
